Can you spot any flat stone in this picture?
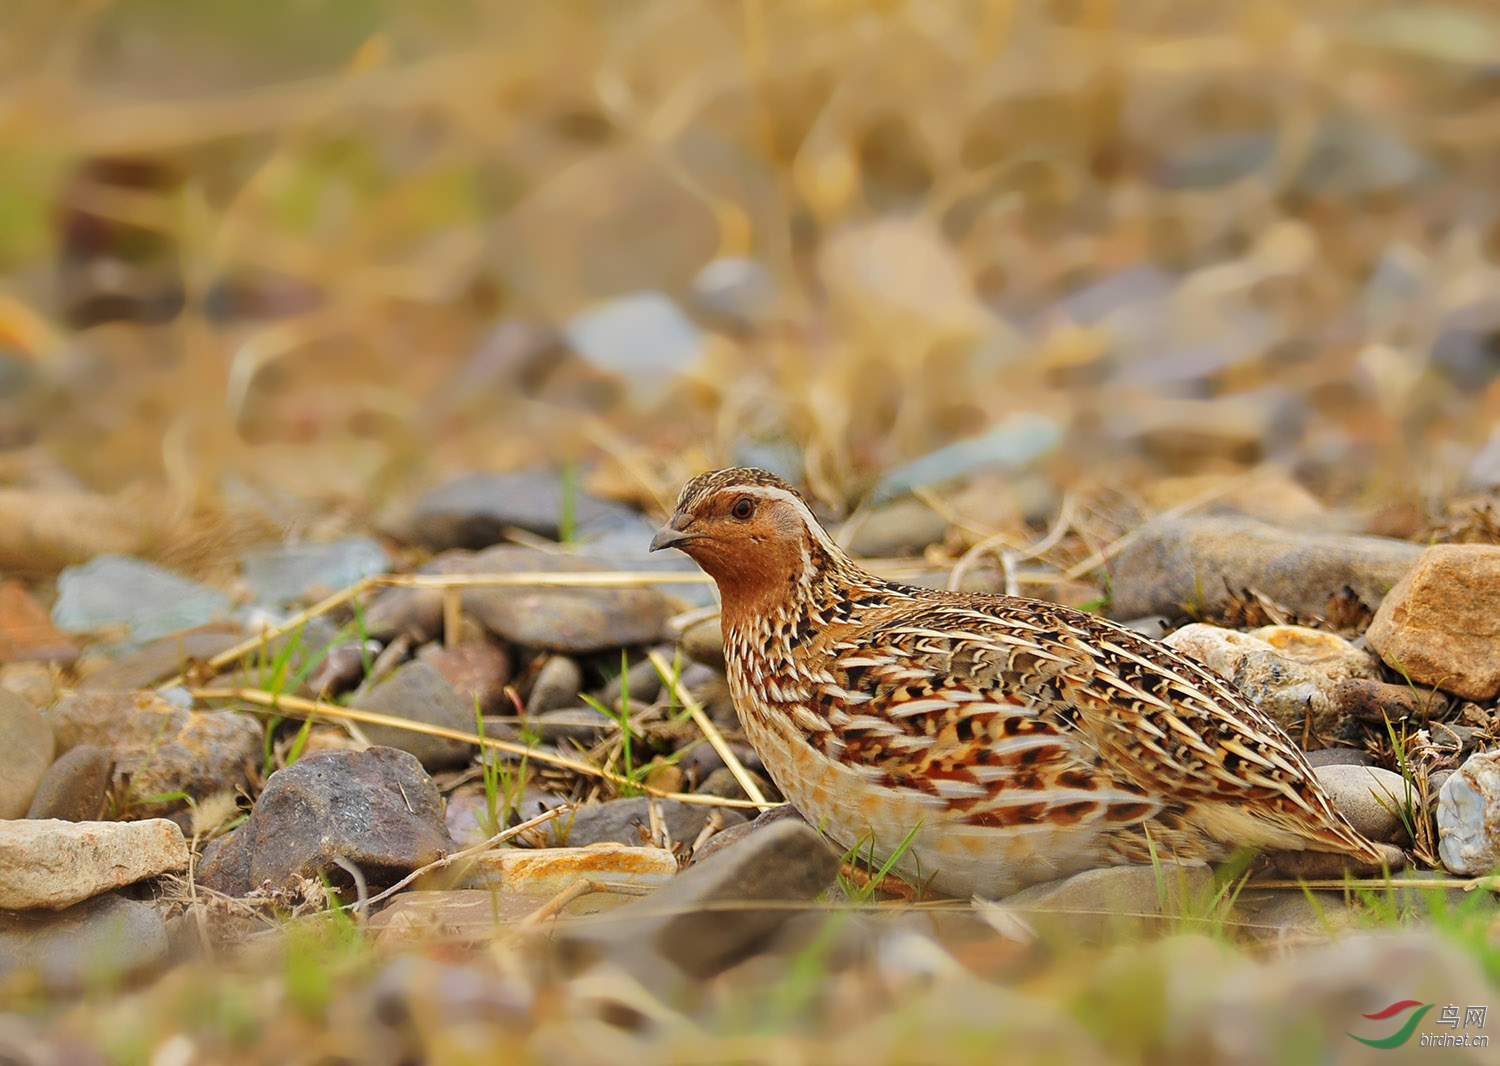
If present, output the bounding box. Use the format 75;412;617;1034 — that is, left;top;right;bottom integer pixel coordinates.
0;688;52;818
452;844;678;898
47;690;261;819
532;707;615;746
553;818;840;981
1231;887;1359;941
364;546;677;653
1109;517;1420;621
995;863;1216;941
1312;764;1410;844
679;617;724;671
1437;751;1500;874
0;894;167;990
843;497;949;558
75;624;241;691
564;292;705;409
198;746;454;897
1365;544;1500;700
0;818;187;909
25;744;112;821
1162;623;1376;742
536;796;746;848
357;661;475;771
405;468;640;550
240;536;389;606
51;554;232;647
0;580;78;663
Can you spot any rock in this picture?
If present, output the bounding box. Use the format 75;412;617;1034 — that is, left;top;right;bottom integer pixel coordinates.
1365;544;1500;701
1245;625;1381;683
1231;887;1359;941
75;624;241;691
691;257;778;330
1332;677;1448;723
369;886;654;944
1109;517;1421;620
239;536;389;606
364;546;677;653
306;639;381;697
0;895;167;990
526;654;584;714
1302;746;1376;768
540;796;745;848
994;863;1216;941
1161;623;1374;742
0;661;59;710
357;661;476;771
1312;764;1410;844
598;654;666;709
1436;751;1500;875
48;691;262;819
453;844;679;899
0;688;52;818
689;803;803;865
416;640;512;717
405;468;639;550
679;617;725;671
1462;424;1500;492
0;580;78;663
0;818;187;909
563;292;704;408
198;747;454;897
51;554;232;646
553;818;840;981
25;744;112;821
697;766;777;803
843;497;949;558
870;415;1063;504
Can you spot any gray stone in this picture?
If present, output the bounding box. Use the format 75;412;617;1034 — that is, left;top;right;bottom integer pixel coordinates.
995;863;1215;941
1365;544;1500;701
563;292;704;408
364;546;677;653
52;554;232;646
1437;751;1500;875
543;796;745;848
198;746;454;896
532;707;615;746
0;818;187;910
843;497;949;558
240;536;389;606
47;691;262;819
1109;516;1421;620
679;617;725;671
691;256;779;328
1312;764;1410;844
358;661;475;771
526;654;583;714
405;468;639;550
870;414;1063;504
26;744;112;821
76;624;242;691
0;894;167;991
0;688;52;818
554;818;840;981
1302;746;1375;768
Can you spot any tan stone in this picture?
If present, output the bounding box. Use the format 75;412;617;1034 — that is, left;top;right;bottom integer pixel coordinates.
0;818;187;910
1365;544;1500;700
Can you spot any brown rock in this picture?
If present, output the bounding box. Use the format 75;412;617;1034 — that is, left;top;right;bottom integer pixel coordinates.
416;640;512;716
75;624;240;691
199;746;454;897
48;690;261;818
1365;544;1500;700
26;744;112;821
1332;678;1448;723
357;661;476;770
0;580;78;663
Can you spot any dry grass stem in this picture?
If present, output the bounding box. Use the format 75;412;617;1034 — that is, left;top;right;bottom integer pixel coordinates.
647;648;772;811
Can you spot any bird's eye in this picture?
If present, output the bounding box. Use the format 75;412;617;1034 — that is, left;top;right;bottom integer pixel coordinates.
730;497;755;520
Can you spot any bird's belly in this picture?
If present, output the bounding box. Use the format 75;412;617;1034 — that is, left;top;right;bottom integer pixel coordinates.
739;699;1130;899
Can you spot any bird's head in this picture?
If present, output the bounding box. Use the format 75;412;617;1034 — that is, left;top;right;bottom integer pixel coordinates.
649;467;846;611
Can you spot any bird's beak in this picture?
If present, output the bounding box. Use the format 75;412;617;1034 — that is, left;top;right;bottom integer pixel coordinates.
649;513;699;553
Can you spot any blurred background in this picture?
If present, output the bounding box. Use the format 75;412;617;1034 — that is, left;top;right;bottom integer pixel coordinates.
2;0;1499;557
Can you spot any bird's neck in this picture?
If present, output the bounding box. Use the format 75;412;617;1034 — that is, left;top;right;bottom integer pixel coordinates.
714;536;870;647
